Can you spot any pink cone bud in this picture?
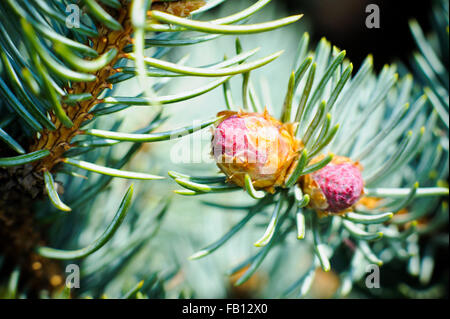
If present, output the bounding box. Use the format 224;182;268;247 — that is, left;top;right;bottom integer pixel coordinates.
211;110;301;192
301;156;364;213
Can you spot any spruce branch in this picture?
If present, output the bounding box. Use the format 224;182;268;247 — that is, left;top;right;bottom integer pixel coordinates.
0;0;304;296
171;30;449;297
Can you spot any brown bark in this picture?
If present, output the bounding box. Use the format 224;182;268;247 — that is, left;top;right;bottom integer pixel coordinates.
0;0;206;297
0;1;133;296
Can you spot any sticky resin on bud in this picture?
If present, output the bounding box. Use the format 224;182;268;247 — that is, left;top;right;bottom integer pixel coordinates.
299;155;365;214
211;109;302;193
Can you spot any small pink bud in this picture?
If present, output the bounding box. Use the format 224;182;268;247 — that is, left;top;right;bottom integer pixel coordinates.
300;156;364;213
